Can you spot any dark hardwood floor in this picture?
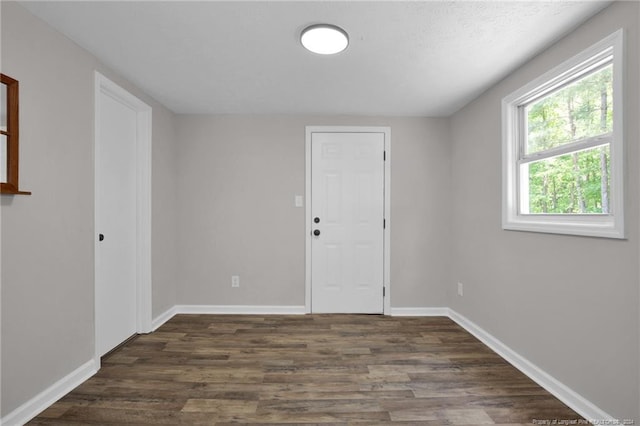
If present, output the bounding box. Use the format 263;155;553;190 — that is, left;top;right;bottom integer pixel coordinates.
30;314;584;425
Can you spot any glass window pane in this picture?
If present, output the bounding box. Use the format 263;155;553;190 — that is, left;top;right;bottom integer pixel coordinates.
526;64;613;155
0;82;6;132
0;134;7;183
522;144;610;214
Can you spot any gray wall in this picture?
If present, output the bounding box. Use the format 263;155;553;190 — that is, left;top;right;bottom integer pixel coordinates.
449;1;639;420
0;2;177;416
2;0;639;423
176;115;451;308
151;104;178;317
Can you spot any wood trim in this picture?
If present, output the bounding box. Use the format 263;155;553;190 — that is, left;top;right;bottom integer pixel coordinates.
1;73;30;195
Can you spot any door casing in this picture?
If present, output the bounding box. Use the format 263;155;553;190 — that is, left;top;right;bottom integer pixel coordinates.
305;126;391;314
94;71;152;364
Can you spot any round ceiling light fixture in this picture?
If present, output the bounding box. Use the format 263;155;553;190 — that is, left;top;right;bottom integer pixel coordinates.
300;24;349;55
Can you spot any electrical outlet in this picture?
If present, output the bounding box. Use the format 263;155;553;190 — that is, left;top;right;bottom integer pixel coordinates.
457;282;463;296
232;275;240;288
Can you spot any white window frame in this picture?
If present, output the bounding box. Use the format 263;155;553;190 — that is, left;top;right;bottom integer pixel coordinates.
502;29;624;239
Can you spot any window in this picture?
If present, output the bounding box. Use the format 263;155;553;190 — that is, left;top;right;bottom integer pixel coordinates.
502;30;623;238
1;73;29;195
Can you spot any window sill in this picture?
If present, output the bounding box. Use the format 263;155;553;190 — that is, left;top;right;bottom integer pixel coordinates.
502;215;624;239
1;186;31;195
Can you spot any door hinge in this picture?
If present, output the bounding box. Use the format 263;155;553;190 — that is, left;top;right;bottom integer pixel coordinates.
383;287;386;297
383;151;386;161
383;219;386;229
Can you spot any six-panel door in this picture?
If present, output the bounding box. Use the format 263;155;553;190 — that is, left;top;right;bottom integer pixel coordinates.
311;132;385;313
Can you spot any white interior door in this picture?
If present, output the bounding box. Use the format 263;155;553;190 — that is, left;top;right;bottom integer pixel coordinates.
95;88;138;357
311;131;385;313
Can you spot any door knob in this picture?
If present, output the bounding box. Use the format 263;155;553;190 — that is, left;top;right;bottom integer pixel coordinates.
313;229;321;236
314;217;320;223
99;234;105;241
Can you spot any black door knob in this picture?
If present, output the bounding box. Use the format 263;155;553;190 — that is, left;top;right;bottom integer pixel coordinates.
313;229;321;236
314;217;320;223
99;234;104;241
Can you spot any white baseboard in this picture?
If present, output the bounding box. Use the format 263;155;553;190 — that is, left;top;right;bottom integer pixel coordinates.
389;307;449;316
1;358;97;426
3;306;617;426
152;305;178;331
150;305;307;333
447;309;616;424
174;304;307;315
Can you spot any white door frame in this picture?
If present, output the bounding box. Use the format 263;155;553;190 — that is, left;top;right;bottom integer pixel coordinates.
305;126;391;314
94;71;152;364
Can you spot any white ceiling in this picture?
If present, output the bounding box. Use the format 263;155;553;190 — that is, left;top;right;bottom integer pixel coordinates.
19;1;611;117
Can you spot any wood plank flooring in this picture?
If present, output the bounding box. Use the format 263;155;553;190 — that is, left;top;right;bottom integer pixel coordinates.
30;315;585;425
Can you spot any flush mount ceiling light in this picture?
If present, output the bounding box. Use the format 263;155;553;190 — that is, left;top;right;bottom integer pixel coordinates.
300;24;349;55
